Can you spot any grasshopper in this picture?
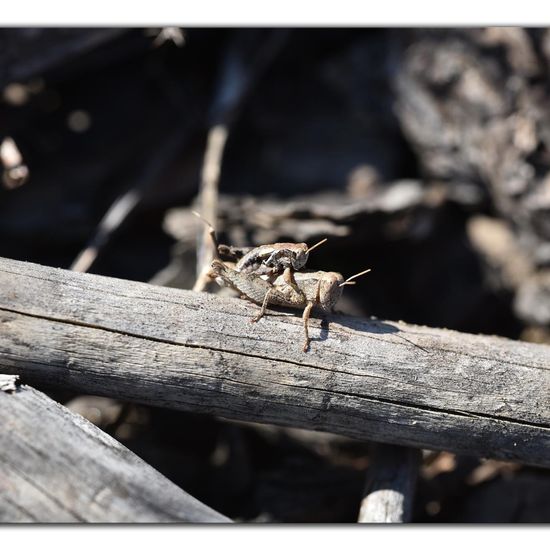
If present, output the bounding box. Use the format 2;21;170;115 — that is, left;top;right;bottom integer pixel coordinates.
219;239;327;276
193;211;326;278
208;259;371;352
193;210;370;351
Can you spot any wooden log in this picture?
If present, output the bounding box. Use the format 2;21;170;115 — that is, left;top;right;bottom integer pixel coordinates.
357;444;421;523
0;256;549;467
0;380;230;523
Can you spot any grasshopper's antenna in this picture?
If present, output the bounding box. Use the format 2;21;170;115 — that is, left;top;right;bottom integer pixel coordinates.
305;238;328;255
339;268;371;287
192;210;220;257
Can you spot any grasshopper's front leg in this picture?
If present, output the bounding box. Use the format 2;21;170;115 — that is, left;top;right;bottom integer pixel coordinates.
252;267;305;324
302;301;314;352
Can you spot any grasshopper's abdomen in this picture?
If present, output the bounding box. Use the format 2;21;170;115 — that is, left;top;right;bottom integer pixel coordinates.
209;260;271;305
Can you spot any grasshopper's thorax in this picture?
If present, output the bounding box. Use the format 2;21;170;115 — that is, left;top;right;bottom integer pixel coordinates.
236;243;308;274
292;270;344;311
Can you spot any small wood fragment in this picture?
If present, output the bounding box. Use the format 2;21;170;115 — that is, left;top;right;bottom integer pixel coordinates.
0;373;19;393
358;443;421;523
1;137;29;189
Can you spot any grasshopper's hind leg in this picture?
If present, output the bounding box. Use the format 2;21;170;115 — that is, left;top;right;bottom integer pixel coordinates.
302;301;314;352
251;289;273;323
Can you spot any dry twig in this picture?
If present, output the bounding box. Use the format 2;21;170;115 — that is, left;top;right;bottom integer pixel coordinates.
70;131;187;273
193;30;290;291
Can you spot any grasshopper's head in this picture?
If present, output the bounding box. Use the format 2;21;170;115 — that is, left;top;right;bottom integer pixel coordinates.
290;243;309;270
317;272;345;312
208;259;231;287
294;238;328;270
317;268;372;311
264;239;327;272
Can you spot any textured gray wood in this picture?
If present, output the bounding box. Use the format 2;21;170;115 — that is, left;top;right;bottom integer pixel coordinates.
357;444;421;523
0;382;230;523
0;256;549;467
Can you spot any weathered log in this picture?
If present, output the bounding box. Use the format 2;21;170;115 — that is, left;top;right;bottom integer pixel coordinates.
357;443;421;523
0;256;549;467
0;380;230;523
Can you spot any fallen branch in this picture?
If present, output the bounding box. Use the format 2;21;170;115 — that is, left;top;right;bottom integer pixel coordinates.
0;256;549;467
0;382;230;522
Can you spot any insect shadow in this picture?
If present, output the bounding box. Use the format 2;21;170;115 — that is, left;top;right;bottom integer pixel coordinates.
310;312;399;344
310;312;428;352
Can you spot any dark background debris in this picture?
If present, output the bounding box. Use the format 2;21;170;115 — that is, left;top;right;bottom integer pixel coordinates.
1;27;549;523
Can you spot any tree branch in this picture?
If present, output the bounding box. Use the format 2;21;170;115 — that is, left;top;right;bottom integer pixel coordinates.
0;256;549;468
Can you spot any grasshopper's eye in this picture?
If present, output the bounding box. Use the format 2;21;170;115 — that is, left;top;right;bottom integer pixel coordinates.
292;251;308;269
292;243;313;270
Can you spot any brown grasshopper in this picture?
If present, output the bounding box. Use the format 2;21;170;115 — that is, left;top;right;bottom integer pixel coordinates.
193;210;327;278
219;239;327;276
208;259;371;352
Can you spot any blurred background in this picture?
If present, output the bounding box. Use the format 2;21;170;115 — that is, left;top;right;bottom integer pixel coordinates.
1;27;550;522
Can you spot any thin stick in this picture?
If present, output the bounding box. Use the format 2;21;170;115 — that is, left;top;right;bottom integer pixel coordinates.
193;125;227;292
70;130;187;273
192;30;290;293
192;210;220;257
71;190;142;273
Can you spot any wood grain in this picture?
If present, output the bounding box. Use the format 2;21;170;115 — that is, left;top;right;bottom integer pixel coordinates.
0;256;549;467
0;382;230;523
